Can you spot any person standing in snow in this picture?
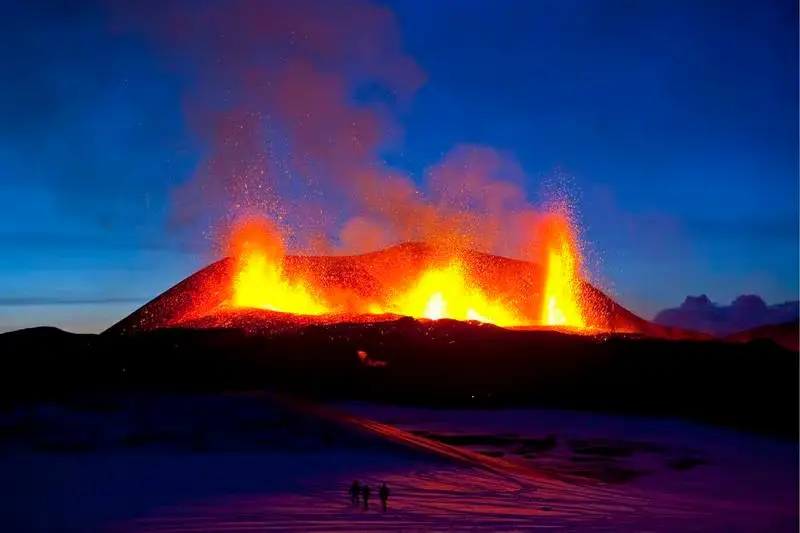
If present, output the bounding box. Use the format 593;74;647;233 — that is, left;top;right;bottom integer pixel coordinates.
349;480;360;505
361;484;370;510
379;482;390;513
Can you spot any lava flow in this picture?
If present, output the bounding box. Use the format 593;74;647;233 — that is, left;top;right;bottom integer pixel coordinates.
224;209;588;330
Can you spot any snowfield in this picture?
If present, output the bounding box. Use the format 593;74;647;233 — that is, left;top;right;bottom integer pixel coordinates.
0;394;796;532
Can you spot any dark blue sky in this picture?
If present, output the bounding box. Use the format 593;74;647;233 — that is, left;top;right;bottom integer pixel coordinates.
0;0;796;332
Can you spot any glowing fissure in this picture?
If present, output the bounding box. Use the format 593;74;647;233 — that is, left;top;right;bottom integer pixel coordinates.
226;212;589;329
232;251;329;315
381;263;524;327
227;217;329;316
423;292;446;320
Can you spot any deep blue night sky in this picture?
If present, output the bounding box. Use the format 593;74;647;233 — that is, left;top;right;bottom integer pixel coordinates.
0;0;796;332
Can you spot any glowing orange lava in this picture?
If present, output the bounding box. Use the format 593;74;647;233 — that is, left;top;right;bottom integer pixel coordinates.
226;211;589;329
228;218;329;315
539;211;585;328
233;252;329;315
381;263;524;327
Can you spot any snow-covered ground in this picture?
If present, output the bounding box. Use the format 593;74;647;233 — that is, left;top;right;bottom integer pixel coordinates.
342;403;799;530
0;394;796;532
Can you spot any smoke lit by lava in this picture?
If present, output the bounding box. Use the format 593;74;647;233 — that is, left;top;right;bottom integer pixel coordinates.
111;0;610;333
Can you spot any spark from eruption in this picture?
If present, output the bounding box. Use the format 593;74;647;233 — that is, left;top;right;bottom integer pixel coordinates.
539;209;585;328
228;217;329;315
384;263;523;326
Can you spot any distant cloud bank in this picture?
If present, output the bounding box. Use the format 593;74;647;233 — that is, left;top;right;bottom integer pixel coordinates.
653;295;799;336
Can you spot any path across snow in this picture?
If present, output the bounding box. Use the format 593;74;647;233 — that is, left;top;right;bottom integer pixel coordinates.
0;394;795;532
113;460;710;533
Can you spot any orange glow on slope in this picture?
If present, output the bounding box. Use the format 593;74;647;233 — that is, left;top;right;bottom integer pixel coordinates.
539;211;586;328
228;218;329;315
224;212;590;329
382;263;524;327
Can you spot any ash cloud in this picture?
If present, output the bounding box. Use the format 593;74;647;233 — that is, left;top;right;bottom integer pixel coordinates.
653;294;799;336
113;0;561;260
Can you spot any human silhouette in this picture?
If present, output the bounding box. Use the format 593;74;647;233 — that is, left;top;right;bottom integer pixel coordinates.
349;480;360;505
379;482;390;513
361;484;370;510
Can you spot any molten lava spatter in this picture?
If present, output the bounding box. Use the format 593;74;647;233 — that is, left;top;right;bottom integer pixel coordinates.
539;210;585;328
228;218;329;315
383;263;524;327
223;211;590;329
233;252;329;315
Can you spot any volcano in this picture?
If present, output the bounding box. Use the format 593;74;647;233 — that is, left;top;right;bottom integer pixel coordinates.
105;242;705;340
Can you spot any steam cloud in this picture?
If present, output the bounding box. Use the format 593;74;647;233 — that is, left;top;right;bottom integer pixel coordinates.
114;0;572;262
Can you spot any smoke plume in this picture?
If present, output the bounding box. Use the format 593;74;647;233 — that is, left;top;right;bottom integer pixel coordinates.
113;0;571;263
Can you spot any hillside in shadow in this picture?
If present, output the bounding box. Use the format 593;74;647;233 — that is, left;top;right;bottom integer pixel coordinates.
1;319;796;439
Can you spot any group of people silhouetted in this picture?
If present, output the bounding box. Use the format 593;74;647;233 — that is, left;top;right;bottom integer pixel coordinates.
349;480;390;513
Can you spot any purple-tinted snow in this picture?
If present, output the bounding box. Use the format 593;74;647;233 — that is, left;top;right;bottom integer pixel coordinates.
0;395;796;532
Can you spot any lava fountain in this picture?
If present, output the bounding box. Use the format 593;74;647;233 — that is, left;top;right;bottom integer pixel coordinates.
227;218;329;315
380;262;524;327
539;209;586;328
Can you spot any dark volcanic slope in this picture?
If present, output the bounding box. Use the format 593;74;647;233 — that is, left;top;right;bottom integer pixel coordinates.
726;320;799;351
3;319;797;438
105;242;705;339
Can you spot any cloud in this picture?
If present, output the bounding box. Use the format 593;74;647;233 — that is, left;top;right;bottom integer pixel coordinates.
0;296;145;307
653;294;799;336
0;230;204;254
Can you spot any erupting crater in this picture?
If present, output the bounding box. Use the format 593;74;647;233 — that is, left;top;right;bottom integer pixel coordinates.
221;212;588;330
106;212;710;341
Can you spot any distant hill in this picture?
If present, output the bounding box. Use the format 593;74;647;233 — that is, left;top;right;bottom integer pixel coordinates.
105;242;707;341
655;295;799;337
0;326;95;352
725;320;799;351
